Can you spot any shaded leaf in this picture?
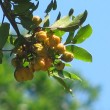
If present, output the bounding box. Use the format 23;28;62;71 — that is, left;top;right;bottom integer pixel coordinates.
53;75;72;94
68;8;74;16
66;45;92;62
53;0;57;10
73;24;92;44
0;23;10;49
56;12;61;21
0;51;3;64
45;0;53;13
43;15;50;27
13;2;35;14
65;31;74;44
20;16;34;30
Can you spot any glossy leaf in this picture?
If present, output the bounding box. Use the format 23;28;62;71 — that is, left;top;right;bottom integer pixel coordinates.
0;23;10;49
66;45;92;62
53;75;72;94
73;24;92;44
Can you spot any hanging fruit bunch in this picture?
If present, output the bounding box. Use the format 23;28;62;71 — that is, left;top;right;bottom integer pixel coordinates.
11;16;74;82
0;0;92;93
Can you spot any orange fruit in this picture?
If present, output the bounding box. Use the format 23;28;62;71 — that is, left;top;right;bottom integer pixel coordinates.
35;31;47;42
48;35;61;47
14;67;34;82
61;51;74;62
55;43;66;54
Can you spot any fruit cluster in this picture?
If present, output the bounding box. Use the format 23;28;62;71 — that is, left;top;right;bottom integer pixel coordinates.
11;16;74;82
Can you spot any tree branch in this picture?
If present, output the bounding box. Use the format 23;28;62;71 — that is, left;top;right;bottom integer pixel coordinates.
0;0;21;38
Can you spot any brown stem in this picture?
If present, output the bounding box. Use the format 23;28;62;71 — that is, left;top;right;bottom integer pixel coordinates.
0;0;21;37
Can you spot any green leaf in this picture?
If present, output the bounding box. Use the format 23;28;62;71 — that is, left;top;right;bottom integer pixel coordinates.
20;16;34;30
51;16;71;29
66;45;92;62
0;51;3;64
13;2;35;14
53;75;72;94
56;12;61;21
43;15;50;27
65;31;74;44
73;24;92;44
0;23;10;49
52;29;65;38
53;0;57;10
68;8;74;16
49;10;87;32
45;0;53;13
63;71;82;81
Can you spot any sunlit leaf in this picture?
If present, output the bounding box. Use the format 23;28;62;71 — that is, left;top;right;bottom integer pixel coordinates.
0;23;10;49
63;71;82;81
73;24;92;44
49;10;87;32
66;45;92;62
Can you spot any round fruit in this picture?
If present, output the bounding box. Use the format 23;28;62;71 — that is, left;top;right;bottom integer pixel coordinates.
14;67;34;82
35;31;47;42
42;57;52;71
32;16;42;26
55;61;65;70
49;35;61;47
33;43;47;56
61;51;74;62
55;43;66;54
32;57;46;71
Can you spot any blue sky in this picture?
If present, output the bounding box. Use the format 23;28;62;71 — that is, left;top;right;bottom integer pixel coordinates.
0;0;110;110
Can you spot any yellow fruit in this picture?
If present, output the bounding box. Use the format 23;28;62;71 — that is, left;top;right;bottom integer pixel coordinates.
32;57;45;71
32;16;42;26
61;51;74;62
55;43;66;54
42;57;52;71
14;67;34;82
33;43;47;56
55;62;65;70
49;35;61;47
35;31;47;42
